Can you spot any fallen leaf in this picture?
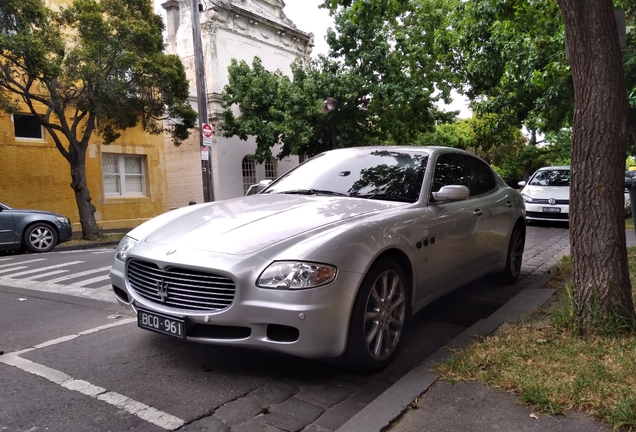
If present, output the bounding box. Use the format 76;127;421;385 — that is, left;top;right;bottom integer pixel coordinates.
261;407;270;414
530;413;539;420
108;314;122;320
18;298;27;302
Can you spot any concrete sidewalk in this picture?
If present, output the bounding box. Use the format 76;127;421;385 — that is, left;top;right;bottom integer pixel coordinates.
335;230;636;432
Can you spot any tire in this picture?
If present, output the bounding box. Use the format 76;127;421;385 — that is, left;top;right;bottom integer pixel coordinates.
23;223;58;253
344;258;408;373
499;224;525;284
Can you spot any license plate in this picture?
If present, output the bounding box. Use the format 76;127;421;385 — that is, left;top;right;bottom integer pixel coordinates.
542;207;561;213
138;308;186;340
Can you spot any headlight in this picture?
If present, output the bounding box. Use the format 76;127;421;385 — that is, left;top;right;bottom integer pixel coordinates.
114;236;138;262
257;261;337;290
522;194;533;203
55;216;69;224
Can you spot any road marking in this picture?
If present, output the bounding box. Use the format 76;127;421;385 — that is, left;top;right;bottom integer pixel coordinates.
90;250;117;255
0;258;46;268
0;319;185;430
0;266;28;274
1;261;83;278
72;274;110;287
0;277;117;303
23;270;69;280
44;266;112;284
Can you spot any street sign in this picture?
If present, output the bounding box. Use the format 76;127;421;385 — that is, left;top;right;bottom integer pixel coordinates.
202;123;213;138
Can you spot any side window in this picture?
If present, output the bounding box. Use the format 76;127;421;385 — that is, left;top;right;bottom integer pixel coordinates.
14;114;43;139
432;153;468;193
465;156;498;196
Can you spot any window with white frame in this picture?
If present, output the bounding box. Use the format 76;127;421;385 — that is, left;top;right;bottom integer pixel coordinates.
242;156;256;194
14;114;43;139
265;157;277;180
102;154;147;196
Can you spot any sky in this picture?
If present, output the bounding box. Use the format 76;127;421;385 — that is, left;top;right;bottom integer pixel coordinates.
282;0;333;57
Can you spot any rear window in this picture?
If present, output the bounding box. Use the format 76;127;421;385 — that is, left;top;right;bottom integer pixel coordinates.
529;169;570;187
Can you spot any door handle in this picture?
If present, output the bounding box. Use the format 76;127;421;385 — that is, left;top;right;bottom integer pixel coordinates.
473;209;484;217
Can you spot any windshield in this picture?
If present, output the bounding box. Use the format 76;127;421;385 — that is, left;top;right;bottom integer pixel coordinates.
529;169;570;187
264;149;429;203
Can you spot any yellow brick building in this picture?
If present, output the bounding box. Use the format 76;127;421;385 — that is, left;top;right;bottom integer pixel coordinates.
0;109;170;233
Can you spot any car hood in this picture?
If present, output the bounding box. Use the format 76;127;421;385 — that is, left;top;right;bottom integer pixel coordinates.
8;208;62;218
143;194;401;255
522;186;570;200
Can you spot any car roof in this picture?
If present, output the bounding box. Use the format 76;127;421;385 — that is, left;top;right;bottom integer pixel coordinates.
323;145;482;158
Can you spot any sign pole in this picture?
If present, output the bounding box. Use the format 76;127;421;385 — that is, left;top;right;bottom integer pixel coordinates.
191;0;214;202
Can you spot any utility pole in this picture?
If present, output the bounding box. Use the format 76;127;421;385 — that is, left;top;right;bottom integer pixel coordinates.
191;0;214;202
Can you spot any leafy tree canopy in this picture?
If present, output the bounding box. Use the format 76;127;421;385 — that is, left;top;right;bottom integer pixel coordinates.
221;0;458;161
0;0;196;147
0;0;197;238
444;0;574;135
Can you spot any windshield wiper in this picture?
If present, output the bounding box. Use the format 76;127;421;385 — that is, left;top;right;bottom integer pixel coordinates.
355;193;413;203
279;189;348;197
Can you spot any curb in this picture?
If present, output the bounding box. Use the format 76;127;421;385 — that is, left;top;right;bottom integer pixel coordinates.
335;282;558;432
55;241;119;252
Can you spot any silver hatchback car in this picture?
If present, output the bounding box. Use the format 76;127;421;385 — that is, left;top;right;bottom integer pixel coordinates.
110;146;526;372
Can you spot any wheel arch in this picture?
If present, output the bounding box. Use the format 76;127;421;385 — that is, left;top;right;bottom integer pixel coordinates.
22;220;60;238
366;248;414;318
513;216;527;239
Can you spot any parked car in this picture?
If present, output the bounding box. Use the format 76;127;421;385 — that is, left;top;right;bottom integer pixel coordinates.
518;166;570;223
245;179;273;196
0;202;73;253
109;146;526;372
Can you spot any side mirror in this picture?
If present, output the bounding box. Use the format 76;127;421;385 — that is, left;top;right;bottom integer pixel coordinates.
432;185;470;203
245;179;273;196
518;181;527;188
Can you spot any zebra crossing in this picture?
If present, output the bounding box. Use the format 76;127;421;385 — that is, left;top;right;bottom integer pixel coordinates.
0;250;117;303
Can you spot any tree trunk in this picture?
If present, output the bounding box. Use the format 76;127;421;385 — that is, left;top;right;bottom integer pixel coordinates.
557;0;635;330
69;145;100;241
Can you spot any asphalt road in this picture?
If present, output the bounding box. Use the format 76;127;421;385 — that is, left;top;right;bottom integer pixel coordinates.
0;223;569;432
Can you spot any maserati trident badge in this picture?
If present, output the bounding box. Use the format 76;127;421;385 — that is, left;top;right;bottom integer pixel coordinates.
157;278;168;303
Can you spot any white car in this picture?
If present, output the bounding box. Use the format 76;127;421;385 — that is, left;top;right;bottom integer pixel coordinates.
519;166;570;223
110;146;526;372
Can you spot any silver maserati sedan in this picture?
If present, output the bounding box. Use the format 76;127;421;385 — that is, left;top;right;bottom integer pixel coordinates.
109;146;526;372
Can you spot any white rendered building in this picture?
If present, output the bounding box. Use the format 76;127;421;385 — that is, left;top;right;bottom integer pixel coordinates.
160;0;313;208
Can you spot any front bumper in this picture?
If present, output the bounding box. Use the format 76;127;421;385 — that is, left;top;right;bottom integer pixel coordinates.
57;221;73;243
109;244;362;360
524;203;569;222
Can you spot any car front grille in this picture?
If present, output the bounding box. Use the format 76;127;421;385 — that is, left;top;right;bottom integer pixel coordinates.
127;259;236;311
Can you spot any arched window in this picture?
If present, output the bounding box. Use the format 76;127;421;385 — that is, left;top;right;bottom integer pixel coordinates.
242;156;256;194
265;157;277;180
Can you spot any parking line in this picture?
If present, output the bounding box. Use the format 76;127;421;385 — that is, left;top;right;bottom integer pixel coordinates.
0;258;46;268
0;319;185;430
45;266;112;284
2;261;83;278
72;274;110;287
22;270;69;280
0;266;28;274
